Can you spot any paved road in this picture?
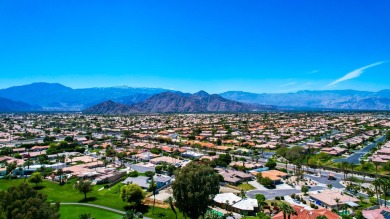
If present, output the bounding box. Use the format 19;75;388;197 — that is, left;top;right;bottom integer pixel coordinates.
246;189;300;200
334;135;385;164
304;174;344;189
59;203;152;219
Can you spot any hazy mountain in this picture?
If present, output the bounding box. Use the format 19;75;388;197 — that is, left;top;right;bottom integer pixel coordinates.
2;82;390;111
0;97;42;112
0;83;169;110
220;90;390;110
83;91;273;114
82;100;137;114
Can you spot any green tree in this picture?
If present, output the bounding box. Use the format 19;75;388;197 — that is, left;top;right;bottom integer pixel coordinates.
75;180;93;200
120;184;145;207
29;172;43;187
0;183;60;219
172;162;220;219
316;216;328;219
164;196;177;219
255;194;266;213
56;169;64;184
260;177;273;188
301;185;309;195
265;159;277;169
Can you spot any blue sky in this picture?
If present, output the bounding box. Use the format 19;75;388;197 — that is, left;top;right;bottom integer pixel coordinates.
0;0;389;93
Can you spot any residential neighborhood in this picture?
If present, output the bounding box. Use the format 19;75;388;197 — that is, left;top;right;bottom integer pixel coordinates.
1;112;390;219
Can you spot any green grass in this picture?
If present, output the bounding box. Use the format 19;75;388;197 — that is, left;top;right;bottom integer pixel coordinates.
59;205;122;219
0;179;187;219
0;178;127;211
143;207;186;219
237;183;255;191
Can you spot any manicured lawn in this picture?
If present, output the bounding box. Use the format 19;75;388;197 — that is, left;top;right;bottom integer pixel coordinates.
59;205;122;219
0;179;186;219
237;183;255;191
143;207;186;219
0;178;127;211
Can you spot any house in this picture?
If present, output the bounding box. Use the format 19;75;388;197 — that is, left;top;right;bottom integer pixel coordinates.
153;175;173;189
128;164;155;173
259;170;288;184
272;205;339;219
150;156;181;165
181;151;204;159
231;198;258;216
94;171;125;184
215;168;253;185
122;176;150;189
362;206;390;219
213;193;242;208
309;190;359;209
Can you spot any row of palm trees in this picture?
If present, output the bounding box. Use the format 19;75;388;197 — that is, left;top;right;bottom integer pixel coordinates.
372;177;390;207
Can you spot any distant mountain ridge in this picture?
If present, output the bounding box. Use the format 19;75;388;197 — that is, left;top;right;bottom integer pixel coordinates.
0;82;168;111
220;90;390;110
1;82;390;111
0;97;41;112
83;91;273;114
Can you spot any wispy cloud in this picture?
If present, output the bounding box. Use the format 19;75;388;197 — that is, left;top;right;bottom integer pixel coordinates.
280;82;296;87
326;61;384;87
307;70;319;74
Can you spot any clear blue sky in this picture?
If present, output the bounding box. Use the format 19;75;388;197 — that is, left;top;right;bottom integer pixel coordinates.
0;0;389;93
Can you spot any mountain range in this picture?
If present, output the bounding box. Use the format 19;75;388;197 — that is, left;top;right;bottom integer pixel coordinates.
83;91;272;114
0;82;390;112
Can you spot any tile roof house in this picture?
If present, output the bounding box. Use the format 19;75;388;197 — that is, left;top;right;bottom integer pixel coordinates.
363;206;390;219
272;205;339;219
309;190;359;209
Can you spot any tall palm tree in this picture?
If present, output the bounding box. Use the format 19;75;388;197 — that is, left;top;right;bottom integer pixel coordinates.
348;163;356;178
373;179;381;206
341;162;349;179
379;178;390;207
149;177;157;213
164;196;177;219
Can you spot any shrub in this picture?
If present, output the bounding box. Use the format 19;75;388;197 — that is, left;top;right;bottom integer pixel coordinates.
275;196;280;200
281;196;284;200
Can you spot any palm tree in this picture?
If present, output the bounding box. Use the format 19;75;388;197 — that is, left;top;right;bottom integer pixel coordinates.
334;197;340;210
379;178;390;207
164;196;177;219
57;168;64;184
149;177;157;213
348;163;356;178
373;161;380;178
255;194;266;213
373;178;382;206
280;202;295;219
341;162;349;179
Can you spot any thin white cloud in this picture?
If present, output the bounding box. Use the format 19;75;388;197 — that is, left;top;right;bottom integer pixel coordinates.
280;82;296;87
326;61;384;87
307;70;319;74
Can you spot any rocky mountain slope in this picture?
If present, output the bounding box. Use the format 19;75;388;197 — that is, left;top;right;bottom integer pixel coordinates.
83;91;271;114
